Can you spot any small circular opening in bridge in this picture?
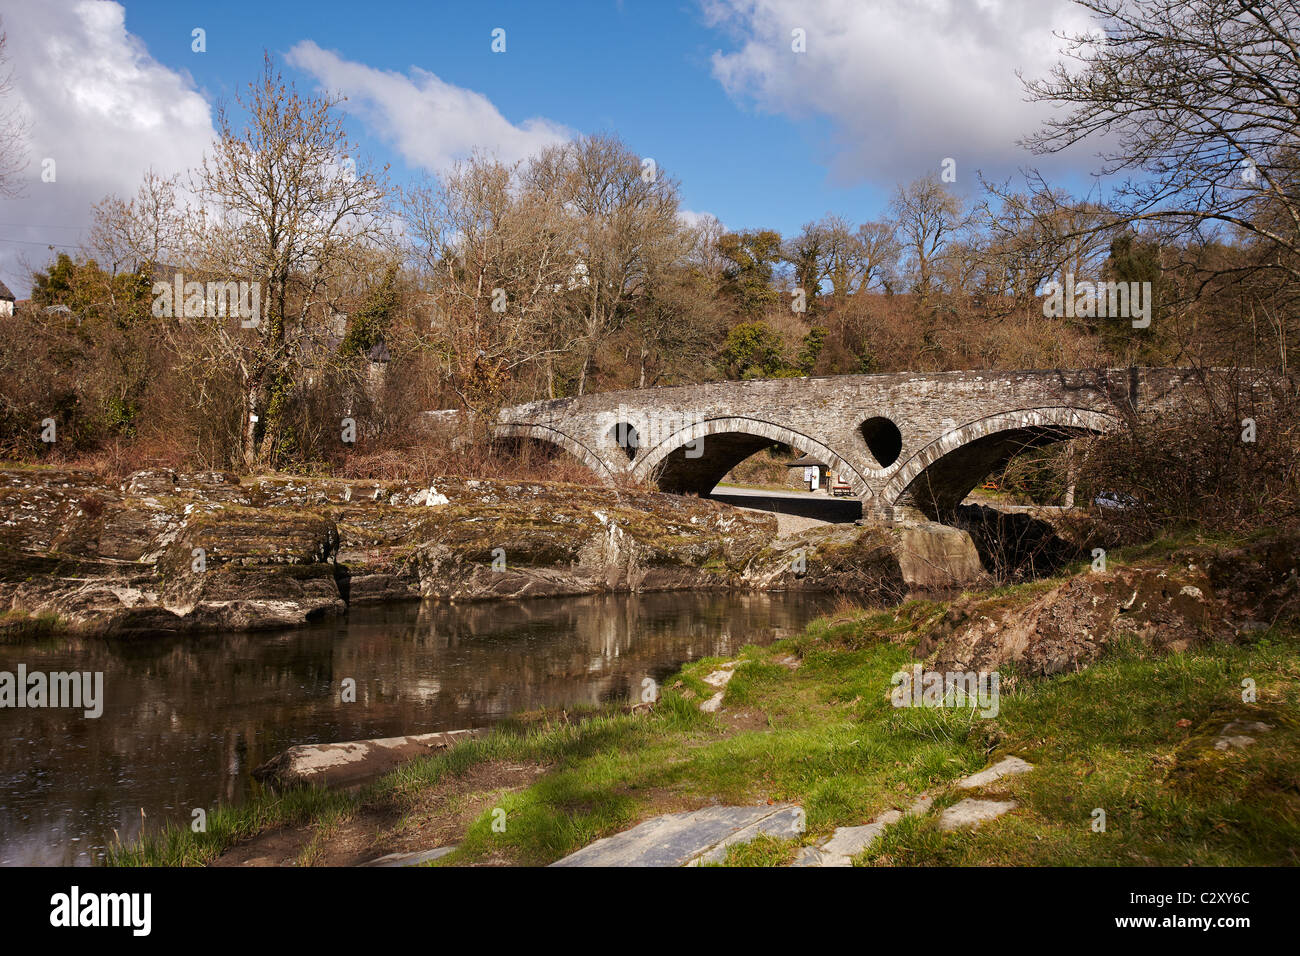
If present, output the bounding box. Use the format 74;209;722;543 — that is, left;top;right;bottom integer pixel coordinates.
860;416;903;467
607;422;639;461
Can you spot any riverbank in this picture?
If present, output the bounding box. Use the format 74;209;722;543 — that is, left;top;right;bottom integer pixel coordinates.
0;590;836;865
0;465;989;638
108;529;1300;866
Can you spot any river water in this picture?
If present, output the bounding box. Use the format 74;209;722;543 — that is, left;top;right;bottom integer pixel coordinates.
0;591;836;866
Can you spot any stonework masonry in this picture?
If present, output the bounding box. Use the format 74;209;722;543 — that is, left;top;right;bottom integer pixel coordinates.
495;368;1257;521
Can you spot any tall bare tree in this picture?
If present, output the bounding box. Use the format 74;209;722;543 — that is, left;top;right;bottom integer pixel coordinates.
785;215;886;309
403;154;577;410
0;21;28;198
537;134;682;394
89;170;183;275
784;220;827;315
975;184;1114;304
853;220;901;294
195;54;391;468
891;175;966;307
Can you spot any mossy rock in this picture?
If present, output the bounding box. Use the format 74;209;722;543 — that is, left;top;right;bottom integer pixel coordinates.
1166;705;1300;810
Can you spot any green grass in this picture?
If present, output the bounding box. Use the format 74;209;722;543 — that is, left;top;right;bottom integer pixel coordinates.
863;629;1300;866
108;556;1300;868
0;609;65;641
711;834;801;867
105;785;357;867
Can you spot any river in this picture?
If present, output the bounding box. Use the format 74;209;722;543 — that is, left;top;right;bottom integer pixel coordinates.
0;591;837;866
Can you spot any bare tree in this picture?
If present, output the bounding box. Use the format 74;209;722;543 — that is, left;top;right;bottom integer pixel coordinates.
852;220;901;294
178;54;392;468
626;244;727;388
784;214;896;309
1023;0;1300;285
537;134;683;394
88;170;183;274
194;54;391;469
684;214;728;281
976;183;1114;304
784;219;827;315
818;215;865;304
0;21;28;198
403;153;578;410
890;175;966;306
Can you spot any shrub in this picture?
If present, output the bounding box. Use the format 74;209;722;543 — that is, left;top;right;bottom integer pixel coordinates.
1076;371;1300;537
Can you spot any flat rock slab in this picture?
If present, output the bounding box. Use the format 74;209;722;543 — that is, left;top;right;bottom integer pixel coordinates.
253;728;487;790
700;661;749;710
1214;720;1274;750
702;665;738;688
938;798;1018;831
791;845;829;867
359;846;457;867
791;809;908;867
907;794;934;816
956;755;1034;790
821;823;888;860
551;804;804;867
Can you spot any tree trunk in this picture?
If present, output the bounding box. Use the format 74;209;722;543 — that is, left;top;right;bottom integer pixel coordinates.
1062;442;1077;509
242;384;260;472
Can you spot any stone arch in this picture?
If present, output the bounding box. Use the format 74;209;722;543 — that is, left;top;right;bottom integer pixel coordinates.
494;423;618;481
633;416;874;502
880;407;1120;520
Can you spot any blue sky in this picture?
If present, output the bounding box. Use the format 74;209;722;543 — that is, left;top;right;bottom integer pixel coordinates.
0;0;1102;294
120;0;892;230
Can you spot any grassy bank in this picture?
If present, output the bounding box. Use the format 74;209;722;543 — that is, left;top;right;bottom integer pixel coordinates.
108;563;1300;868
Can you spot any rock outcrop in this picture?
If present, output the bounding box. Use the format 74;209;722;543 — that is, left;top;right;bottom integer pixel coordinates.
913;545;1296;677
253;729;488;790
741;519;988;598
0;466;992;637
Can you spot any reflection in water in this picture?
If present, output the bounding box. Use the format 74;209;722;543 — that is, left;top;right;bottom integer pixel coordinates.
0;591;834;866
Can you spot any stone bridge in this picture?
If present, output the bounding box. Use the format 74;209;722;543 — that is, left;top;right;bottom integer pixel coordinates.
494;368;1234;522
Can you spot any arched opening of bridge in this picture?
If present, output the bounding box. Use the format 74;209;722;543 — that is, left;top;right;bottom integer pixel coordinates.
606;422;639;462
860;416;902;467
494;426;612;485
893;420;1110;523
648;428;862;523
887;413;1115;580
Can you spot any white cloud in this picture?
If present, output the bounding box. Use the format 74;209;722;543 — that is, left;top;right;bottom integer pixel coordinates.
703;0;1096;185
0;1;215;296
678;208;722;230
285;40;572;172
